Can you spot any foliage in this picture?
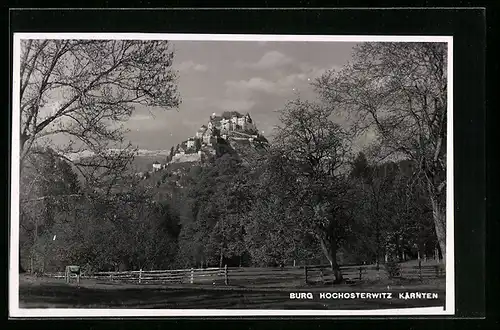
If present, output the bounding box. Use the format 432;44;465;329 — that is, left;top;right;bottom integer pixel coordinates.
19;39;180;188
20;148;81;272
19;39;181;268
347;152;436;265
385;260;402;279
270;98;352;282
175;147;250;267
194;138;202;152
314;42;447;259
19;41;448;276
20;148;181;273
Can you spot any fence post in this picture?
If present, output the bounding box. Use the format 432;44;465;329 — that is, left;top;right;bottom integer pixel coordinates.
139;269;142;284
190;268;194;284
304;266;308;284
359;267;362;281
435;265;439;278
418;260;422;281
224;264;228;285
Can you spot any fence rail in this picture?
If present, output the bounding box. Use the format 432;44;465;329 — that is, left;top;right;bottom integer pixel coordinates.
43;262;445;286
45;265;228;285
303;263;445;284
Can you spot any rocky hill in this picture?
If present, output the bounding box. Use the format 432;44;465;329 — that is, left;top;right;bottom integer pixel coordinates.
133;111;269;193
64;111;269;185
153;111;268;168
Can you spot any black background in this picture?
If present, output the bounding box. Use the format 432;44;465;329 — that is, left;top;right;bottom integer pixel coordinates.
5;5;494;330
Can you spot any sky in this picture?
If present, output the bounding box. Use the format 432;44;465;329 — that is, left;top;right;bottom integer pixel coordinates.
123;40;358;150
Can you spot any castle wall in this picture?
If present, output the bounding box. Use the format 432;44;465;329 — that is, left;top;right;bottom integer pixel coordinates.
171;152;201;163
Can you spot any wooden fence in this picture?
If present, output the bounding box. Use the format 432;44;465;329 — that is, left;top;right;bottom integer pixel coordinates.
45;265;228;285
304;263;446;284
44;262;445;286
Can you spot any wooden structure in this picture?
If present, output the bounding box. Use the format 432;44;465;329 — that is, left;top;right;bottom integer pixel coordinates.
42;262;445;287
65;265;81;285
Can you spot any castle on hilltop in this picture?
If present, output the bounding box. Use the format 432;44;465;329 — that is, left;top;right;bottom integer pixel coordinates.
207;111;256;134
178;111;258;152
149;111;264;169
187;111;256;146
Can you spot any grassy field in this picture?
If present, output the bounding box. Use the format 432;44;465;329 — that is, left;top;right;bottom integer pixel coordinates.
18;274;445;310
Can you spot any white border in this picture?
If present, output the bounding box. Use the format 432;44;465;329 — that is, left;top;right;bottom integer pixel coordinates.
9;33;454;318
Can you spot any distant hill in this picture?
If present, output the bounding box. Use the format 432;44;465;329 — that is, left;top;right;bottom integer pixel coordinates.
64;149;171;174
129;154;168;173
64;111;269;181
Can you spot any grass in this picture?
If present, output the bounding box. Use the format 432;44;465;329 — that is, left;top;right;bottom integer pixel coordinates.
18;274;445;310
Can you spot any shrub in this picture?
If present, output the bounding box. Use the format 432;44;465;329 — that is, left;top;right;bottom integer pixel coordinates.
385;260;402;278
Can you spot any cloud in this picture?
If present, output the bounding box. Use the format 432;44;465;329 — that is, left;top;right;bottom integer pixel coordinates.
130;114;153;121
182;96;207;105
296;63;341;79
236;51;294;70
224;72;318;97
225;62;340;99
225;77;278;96
213;99;256;112
176;60;208;72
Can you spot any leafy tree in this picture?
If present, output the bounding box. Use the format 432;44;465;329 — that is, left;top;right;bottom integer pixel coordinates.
315;42;448;260
348;153;401;266
212;127;221;138
244;190;311;267
209;165;253;267
20;148;81;273
350;152;370;180
176;150;252;268
348;151;437;266
19;39;181;266
384;167;437;262
271;98;352;282
194;138;202;152
214;137;235;158
39;180;181;273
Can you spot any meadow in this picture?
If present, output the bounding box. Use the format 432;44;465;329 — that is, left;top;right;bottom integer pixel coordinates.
19;264;446;310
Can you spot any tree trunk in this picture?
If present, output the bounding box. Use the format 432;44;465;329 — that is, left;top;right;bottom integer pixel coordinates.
330;254;343;284
318;235;343;283
430;196;446;262
375;221;381;268
219;245;223;269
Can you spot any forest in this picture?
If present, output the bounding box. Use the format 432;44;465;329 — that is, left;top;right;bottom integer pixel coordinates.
18;40;447;284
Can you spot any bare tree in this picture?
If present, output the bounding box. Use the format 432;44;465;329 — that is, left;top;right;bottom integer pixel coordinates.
19;39;181;186
272;98;352;283
18;39;181;271
314;42;448;260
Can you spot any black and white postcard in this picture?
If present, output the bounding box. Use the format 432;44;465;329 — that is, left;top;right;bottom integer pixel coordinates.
9;32;455;317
